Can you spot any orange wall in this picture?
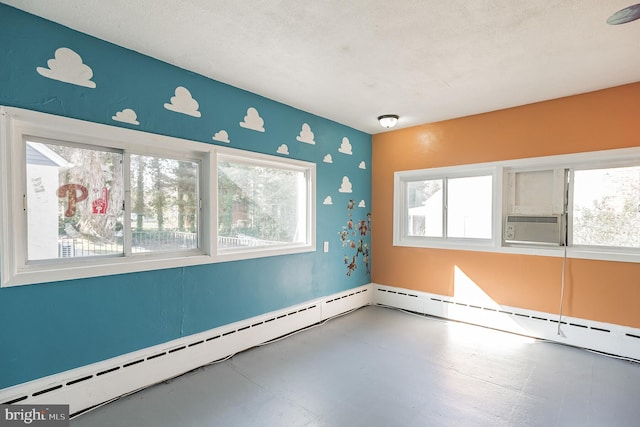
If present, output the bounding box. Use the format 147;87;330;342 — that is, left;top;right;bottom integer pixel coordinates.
372;82;640;328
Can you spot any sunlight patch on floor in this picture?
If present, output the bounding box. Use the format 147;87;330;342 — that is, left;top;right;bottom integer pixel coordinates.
447;266;536;346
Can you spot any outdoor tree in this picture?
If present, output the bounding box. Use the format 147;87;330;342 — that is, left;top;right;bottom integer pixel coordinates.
51;144;123;243
573;177;640;247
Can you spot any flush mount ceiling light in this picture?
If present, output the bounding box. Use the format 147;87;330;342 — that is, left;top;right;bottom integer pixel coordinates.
607;3;640;25
378;114;399;129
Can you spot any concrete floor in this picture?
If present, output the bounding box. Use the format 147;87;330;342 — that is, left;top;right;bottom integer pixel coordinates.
71;305;640;426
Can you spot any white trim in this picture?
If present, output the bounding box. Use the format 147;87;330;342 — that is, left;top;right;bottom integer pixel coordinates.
0;285;372;415
395;166;497;248
373;283;640;361
0;109;15;286
393;147;640;263
0;106;214;287
0;106;317;287
3;283;637;416
214;151;316;263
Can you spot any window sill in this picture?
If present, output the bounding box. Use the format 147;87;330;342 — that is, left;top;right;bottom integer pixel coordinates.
393;237;496;252
215;244;316;263
3;253;214;287
393;241;640;264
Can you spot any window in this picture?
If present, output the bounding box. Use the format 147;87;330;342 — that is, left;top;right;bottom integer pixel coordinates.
0;107;210;287
216;153;315;260
1;106;315;286
395;167;495;248
406;179;442;237
447;175;492;239
571;165;640;249
129;154;199;254
503;158;640;260
25;142;201;263
394;147;640;263
26;140;126;261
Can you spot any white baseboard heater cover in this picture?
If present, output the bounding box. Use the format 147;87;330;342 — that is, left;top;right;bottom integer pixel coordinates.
374;284;640;362
0;285;372;416
4;282;637;418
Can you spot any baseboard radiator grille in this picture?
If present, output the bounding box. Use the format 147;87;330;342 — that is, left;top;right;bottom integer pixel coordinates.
5;282;635;416
375;285;640;362
0;285;372;415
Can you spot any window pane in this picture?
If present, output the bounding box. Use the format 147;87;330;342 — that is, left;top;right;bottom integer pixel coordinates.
218;160;306;249
573;166;640;248
129;155;199;253
26;141;124;260
447;175;492;239
407;179;443;237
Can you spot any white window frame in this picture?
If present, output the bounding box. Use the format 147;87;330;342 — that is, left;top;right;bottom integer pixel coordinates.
394;165;500;250
0;106;316;287
393;147;640;264
567;159;640;259
214;151;316;263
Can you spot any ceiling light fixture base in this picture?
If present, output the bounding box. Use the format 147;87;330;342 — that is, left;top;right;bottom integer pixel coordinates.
377;114;399;129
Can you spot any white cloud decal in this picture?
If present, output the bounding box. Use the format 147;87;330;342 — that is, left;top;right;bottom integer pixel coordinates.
339;176;353;193
323;154;333;163
359;161;366;170
338;137;352;155
277;144;289;155
358;200;366;208
323;196;333;205
36;47;96;88
296;123;315;144
164;86;201;117
212;130;230;143
239;107;265;132
112;108;139;125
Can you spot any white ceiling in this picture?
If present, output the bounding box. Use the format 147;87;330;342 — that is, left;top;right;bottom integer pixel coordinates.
3;0;640;134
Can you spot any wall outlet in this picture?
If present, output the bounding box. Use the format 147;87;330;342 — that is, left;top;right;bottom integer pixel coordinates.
323;241;329;252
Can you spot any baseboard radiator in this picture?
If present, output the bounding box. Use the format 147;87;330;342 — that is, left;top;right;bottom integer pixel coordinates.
373;284;640;361
0;285;372;416
4;282;637;417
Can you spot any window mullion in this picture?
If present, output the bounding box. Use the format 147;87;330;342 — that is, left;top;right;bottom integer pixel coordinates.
442;178;448;240
123;152;132;256
16;134;28;269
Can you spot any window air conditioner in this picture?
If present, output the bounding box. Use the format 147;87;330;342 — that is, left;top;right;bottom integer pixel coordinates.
504;215;565;246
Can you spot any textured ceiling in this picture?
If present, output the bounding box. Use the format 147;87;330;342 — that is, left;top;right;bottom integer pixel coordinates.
3;0;640;134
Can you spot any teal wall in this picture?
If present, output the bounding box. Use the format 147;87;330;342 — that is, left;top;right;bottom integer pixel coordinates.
0;4;372;389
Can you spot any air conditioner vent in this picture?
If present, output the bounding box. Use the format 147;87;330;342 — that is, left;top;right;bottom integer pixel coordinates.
507;215;558;224
504;214;564;245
